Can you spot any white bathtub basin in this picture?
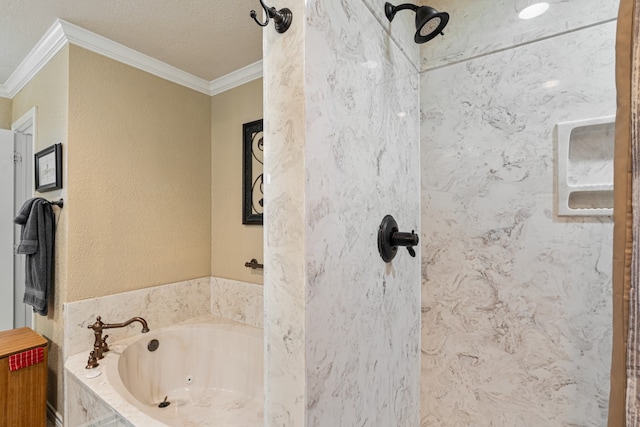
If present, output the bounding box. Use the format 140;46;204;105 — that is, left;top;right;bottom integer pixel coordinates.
65;317;263;426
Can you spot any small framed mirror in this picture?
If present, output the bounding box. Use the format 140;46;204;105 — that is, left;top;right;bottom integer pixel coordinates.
242;119;264;225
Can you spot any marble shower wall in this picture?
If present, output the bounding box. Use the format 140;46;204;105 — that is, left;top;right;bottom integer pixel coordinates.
264;0;421;424
305;0;420;424
420;4;617;426
420;0;619;71
263;0;307;423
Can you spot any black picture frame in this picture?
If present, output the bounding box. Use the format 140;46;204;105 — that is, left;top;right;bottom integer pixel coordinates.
243;119;264;225
34;143;62;192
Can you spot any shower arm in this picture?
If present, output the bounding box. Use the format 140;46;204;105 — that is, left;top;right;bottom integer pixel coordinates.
385;3;419;22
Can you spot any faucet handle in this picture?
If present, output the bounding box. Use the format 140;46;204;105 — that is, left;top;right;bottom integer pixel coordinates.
86;350;99;369
101;334;110;354
88;316;105;331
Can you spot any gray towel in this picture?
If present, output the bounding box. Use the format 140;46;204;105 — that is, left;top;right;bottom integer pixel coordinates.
14;198;55;316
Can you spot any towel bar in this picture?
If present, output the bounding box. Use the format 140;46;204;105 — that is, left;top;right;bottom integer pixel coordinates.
244;259;264;270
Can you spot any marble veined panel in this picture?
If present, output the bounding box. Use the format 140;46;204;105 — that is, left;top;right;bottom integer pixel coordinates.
263;0;307;424
420;22;615;426
211;277;264;328
66;373;133;427
64;277;211;358
306;0;421;424
360;0;420;70
419;0;619;71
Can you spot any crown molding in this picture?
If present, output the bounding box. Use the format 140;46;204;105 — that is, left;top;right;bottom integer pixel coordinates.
1;19;263;99
209;60;263;96
59;20;211;94
1;20;67;98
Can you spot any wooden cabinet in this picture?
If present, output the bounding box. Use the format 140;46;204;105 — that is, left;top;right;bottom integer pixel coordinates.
0;327;48;427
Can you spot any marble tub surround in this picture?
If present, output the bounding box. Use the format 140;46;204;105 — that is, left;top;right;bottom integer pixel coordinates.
211;277;263;328
66;373;133;427
64;277;211;358
420;0;619;71
264;0;420;424
420;18;615;427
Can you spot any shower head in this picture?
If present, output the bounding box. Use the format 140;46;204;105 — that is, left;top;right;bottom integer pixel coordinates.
414;6;449;43
384;2;449;44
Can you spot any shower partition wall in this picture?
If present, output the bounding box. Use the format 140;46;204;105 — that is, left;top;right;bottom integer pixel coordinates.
263;0;422;424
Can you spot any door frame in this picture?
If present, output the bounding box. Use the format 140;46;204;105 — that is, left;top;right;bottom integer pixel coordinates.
0;129;15;331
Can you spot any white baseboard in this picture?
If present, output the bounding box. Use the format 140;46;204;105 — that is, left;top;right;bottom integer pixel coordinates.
47;401;63;427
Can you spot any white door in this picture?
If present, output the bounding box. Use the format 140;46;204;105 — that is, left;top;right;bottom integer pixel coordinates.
13;128;32;328
0;129;14;331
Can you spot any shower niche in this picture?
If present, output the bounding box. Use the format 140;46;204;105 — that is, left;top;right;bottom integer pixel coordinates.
556;115;614;216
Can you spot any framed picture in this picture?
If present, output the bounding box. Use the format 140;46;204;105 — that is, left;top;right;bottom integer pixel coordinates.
243;119;263;225
35;143;62;192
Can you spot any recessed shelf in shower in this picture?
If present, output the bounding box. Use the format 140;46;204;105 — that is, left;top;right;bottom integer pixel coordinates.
556;115;615;216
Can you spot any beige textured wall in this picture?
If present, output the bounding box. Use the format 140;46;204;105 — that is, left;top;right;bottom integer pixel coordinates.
0;97;12;129
12;46;69;415
67;45;212;301
211;78;263;284
9;44;251;416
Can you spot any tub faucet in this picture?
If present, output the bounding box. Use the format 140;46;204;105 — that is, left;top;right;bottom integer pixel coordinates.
86;316;150;369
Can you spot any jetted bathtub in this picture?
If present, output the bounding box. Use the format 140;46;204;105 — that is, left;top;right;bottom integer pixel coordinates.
65;317;263;426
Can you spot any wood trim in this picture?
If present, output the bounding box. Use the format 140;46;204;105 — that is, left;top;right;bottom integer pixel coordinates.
0;329;48;427
0;328;47;358
609;0;635;425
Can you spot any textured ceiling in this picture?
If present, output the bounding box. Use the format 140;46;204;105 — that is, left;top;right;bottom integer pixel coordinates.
0;0;263;83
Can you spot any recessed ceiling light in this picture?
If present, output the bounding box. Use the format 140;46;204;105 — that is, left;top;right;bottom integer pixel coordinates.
518;2;550;20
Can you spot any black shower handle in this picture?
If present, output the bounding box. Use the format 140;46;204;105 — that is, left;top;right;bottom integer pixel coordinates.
377;215;419;262
391;230;418;258
390;230;418;248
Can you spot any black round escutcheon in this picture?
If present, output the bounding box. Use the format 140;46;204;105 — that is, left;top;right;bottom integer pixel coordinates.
147;339;160;352
378;215;399;263
377;215;419;263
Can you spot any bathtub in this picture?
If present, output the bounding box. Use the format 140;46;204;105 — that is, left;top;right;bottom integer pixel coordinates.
65;317;263;426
